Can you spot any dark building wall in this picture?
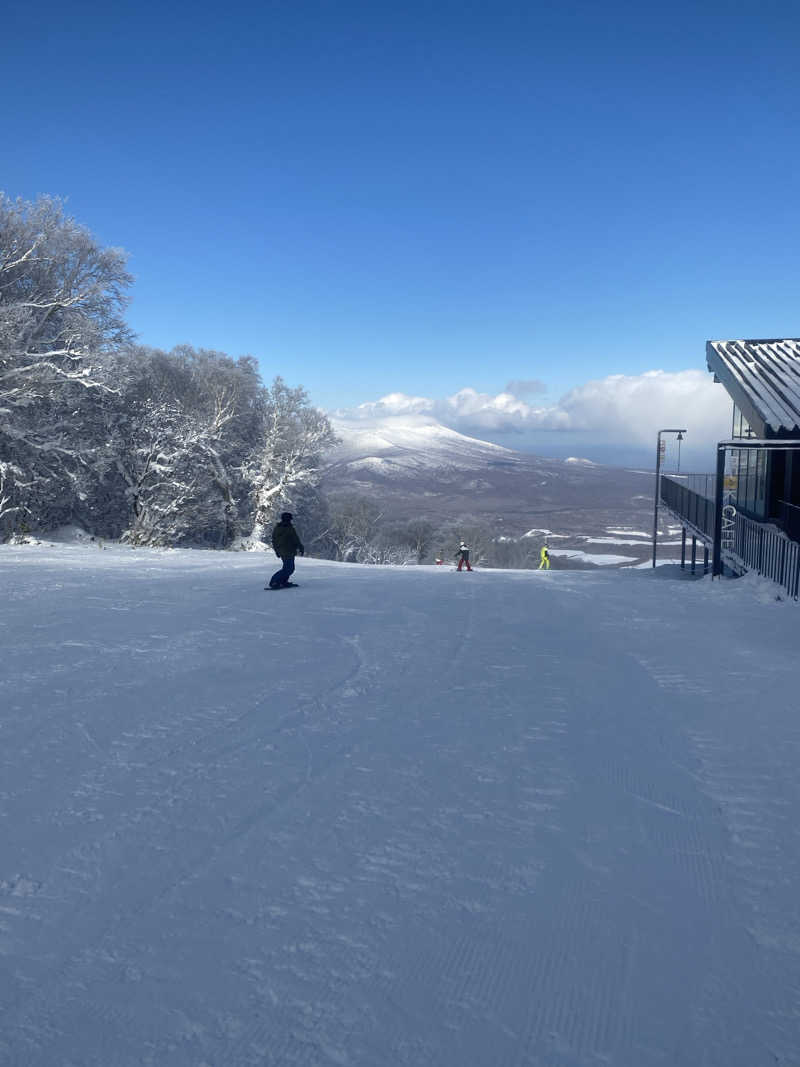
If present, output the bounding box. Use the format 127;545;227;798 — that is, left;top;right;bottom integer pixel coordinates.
783;453;800;539
769;451;785;520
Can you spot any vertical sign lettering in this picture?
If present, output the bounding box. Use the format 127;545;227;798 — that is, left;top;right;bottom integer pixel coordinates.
721;468;737;555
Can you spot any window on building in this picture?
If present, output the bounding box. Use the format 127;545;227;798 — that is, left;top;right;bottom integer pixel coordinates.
730;447;746;513
733;448;769;518
732;405;756;439
755;451;767;517
737;449;750;512
746;450;757;512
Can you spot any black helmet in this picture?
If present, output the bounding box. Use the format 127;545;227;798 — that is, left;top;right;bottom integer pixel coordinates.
281;512;293;521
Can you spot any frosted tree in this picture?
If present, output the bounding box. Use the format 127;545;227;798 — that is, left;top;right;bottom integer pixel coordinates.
106;346;263;546
0;195;338;546
433;517;495;567
0;194;131;536
246;377;337;543
488;535;542;569
0;460;30;532
387;518;436;563
323;494;384;562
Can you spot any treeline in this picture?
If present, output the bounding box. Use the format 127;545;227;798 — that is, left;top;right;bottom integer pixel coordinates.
321;495;549;568
0;194;335;547
1;193;551;567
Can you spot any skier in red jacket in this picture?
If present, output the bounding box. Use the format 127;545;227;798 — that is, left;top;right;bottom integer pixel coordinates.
456;540;473;571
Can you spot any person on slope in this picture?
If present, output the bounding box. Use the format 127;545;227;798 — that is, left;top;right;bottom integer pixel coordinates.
539;543;550;570
268;512;304;589
456;540;473;571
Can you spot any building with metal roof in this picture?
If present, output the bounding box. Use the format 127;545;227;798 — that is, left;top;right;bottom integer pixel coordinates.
706;339;800;438
657;339;800;598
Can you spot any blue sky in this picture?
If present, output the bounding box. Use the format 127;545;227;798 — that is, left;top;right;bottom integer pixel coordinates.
4;1;799;461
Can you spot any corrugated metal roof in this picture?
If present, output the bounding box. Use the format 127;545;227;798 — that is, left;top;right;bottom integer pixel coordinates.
706;339;800;436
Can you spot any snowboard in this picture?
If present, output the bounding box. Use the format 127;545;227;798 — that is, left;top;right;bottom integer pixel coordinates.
265;582;299;590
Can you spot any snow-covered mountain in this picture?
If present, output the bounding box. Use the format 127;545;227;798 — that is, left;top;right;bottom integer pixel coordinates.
324;414;657;550
328;414;519;474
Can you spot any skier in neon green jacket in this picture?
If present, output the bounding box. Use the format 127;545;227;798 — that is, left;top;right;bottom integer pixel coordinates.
539;544;550;570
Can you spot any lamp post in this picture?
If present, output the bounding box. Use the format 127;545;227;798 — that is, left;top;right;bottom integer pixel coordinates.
652;428;686;568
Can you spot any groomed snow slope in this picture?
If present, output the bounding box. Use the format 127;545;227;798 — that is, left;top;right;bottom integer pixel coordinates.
1;545;799;1066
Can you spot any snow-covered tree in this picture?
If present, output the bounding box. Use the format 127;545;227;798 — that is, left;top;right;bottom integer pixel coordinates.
0;460;29;530
386;518;437;564
0;194;132;537
434;518;495;567
105;346;263;547
245;377;337;543
488;535;542;569
0;195;340;548
323;494;385;562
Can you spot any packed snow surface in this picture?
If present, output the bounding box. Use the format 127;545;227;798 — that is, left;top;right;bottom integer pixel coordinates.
586;537;683;547
522;528;569;539
547;548;639;565
2;543;799;1066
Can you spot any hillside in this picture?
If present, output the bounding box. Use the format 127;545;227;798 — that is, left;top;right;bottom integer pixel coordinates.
327;414;516;472
324;415;666;563
2;541;798;1066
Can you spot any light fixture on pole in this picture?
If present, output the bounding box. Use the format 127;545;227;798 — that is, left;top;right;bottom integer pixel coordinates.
652;429;687;568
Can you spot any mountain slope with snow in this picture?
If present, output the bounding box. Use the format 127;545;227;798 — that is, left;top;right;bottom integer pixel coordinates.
328;414;517;474
325;414;657;548
2;541;799;1066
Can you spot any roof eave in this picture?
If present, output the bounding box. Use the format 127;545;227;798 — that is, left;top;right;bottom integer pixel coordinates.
705;342;771;437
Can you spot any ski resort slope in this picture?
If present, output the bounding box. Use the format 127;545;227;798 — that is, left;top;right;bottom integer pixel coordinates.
1;544;799;1067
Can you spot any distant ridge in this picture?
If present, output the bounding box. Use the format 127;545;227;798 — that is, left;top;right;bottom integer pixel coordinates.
328;414;516;476
322;414;654;540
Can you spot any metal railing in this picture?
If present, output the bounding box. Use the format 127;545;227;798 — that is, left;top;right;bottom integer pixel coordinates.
676;474;716;500
727;511;800;600
660;474;715;541
777;499;800;542
660;472;800;598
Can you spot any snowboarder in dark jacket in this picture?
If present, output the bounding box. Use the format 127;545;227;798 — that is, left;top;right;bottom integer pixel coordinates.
269;512;304;588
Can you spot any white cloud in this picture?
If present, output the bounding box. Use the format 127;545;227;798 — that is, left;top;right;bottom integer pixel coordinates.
333;370;733;453
442;387;567;432
334;392;434;419
553;369;732;447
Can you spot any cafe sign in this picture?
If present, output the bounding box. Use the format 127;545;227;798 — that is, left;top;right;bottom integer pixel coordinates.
721;472;737;555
